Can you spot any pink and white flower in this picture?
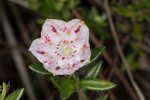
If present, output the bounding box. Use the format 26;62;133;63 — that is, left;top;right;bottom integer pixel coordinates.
29;19;91;75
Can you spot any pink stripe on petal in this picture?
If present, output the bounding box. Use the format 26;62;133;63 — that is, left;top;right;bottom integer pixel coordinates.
56;66;60;70
75;25;81;33
51;25;57;32
36;50;46;54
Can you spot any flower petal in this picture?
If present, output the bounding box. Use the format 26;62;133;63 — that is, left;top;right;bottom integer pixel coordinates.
29;39;51;63
67;19;89;43
41;19;66;43
29;19;91;75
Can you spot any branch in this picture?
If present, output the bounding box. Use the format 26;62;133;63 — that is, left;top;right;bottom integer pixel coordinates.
104;0;145;100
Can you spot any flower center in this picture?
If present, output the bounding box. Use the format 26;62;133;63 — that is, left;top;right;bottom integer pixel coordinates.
56;41;73;58
61;45;73;57
65;47;71;55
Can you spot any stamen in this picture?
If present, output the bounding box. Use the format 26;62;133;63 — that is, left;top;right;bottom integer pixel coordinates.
50;56;54;59
64;40;69;44
75;38;78;41
66;31;71;35
56;32;59;35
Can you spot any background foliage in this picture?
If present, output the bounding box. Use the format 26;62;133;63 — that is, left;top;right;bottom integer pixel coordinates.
1;0;150;100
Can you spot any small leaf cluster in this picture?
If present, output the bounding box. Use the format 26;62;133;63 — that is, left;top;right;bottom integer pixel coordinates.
0;82;24;100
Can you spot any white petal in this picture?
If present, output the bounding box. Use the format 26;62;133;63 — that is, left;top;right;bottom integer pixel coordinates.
67;19;81;29
29;39;51;63
41;19;66;43
29;19;91;75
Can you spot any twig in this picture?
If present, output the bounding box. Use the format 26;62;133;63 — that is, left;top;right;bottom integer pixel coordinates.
0;1;37;100
104;0;145;100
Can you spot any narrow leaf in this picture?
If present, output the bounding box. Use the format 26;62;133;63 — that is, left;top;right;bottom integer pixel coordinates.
82;46;105;67
85;62;102;79
50;77;61;89
0;82;7;100
29;63;51;75
80;79;116;91
90;46;105;64
5;88;24;100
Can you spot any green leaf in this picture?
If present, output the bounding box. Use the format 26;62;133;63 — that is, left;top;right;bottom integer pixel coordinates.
5;88;24;100
83;47;104;67
96;95;108;100
60;77;75;100
50;76;75;100
85;62;102;79
50;77;61;89
0;82;7;100
80;79;116;91
112;6;136;20
90;47;105;64
29;63;51;75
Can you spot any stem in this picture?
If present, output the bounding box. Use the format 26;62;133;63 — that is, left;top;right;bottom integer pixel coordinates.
104;0;145;100
73;74;88;100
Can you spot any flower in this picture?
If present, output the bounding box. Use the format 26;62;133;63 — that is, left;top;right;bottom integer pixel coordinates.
29;19;91;75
